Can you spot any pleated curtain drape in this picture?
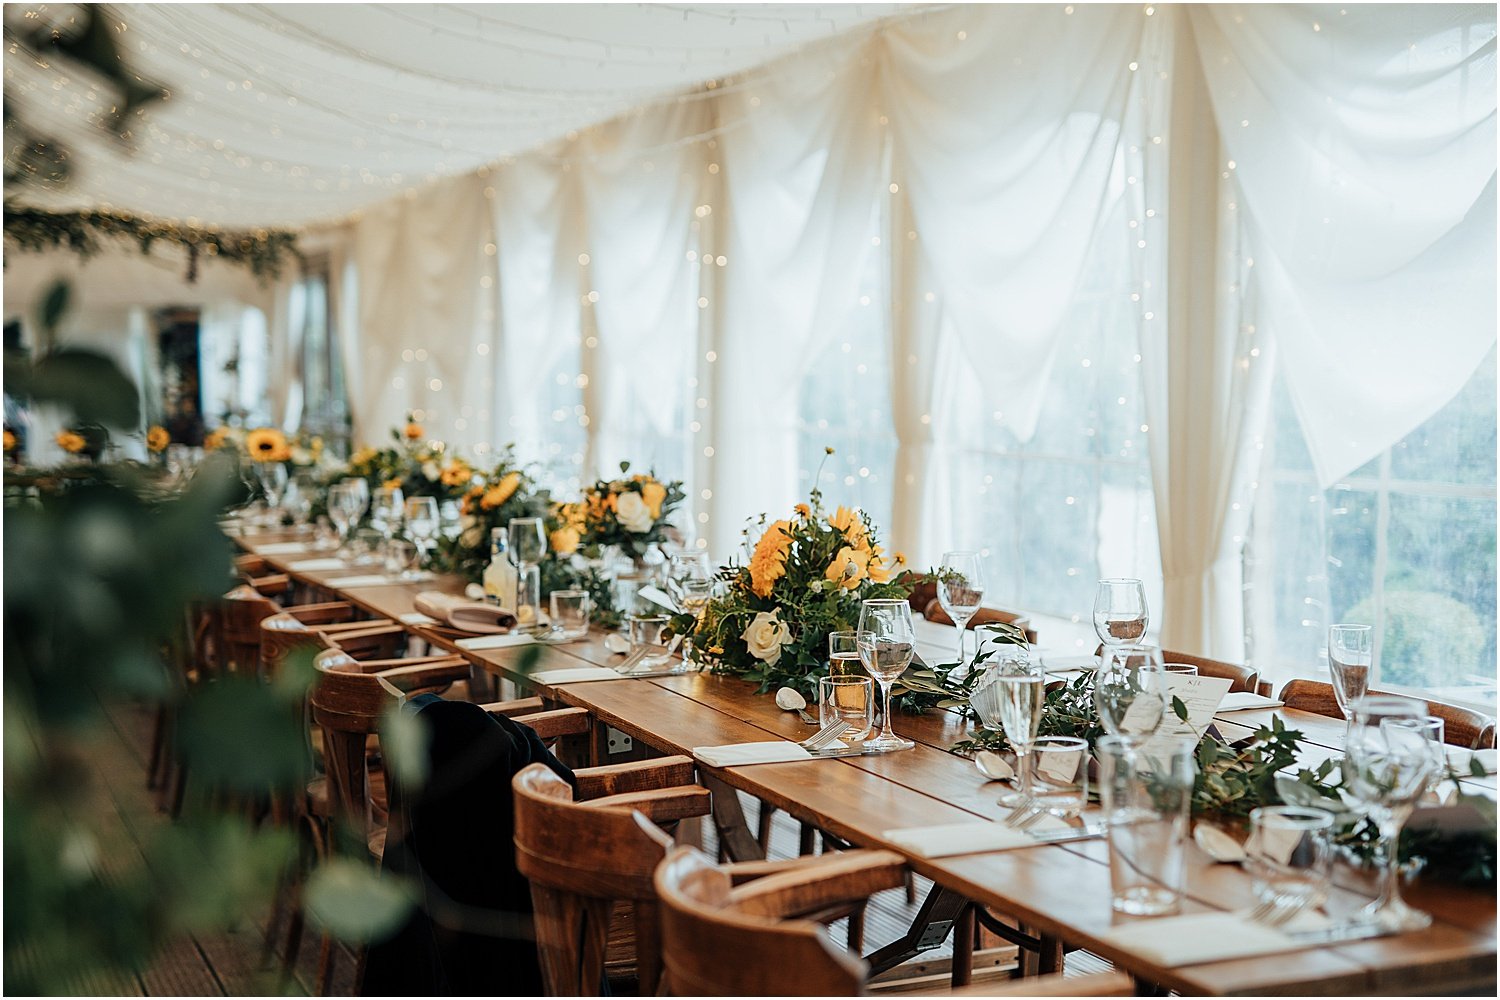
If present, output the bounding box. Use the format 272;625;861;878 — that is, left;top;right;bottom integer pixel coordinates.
316;3;1494;660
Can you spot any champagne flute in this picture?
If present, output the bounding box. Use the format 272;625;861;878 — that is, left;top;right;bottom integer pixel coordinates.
346;476;370;531
1093;645;1167;741
256;461;288;521
1343;696;1437;932
1328;623;1373;738
938;550;985;665
856;599;917;752
404;496;439;566
1094;578;1148;651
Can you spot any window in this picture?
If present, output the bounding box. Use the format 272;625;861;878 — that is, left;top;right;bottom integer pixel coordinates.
941;184;1161;630
1247;349;1497;706
291;262;349;449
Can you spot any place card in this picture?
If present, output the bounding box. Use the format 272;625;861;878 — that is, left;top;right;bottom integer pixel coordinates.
1138;674;1232;759
289;558;346;572
456;632;536;651
1216;691;1284;713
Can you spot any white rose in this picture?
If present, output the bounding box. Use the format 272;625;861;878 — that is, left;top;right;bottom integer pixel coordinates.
290;446;312;466
616;491;654;533
422;460;440;481
741;610;793;665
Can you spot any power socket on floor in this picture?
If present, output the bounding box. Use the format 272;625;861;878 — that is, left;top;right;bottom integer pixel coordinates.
607;727;633;754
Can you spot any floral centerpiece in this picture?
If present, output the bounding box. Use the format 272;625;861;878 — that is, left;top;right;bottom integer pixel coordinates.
437;448;546;583
673;489;908;700
344;417;476;504
576;462;686;561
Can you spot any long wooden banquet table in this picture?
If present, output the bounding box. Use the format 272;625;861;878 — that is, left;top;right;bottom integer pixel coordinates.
237;530;1497;996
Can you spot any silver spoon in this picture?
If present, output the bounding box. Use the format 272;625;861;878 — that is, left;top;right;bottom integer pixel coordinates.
975;751;1015;782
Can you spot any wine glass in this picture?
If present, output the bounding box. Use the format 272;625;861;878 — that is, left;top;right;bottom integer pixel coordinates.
286;473;314;528
1093;645;1167;741
970;648;1044;808
1094;578;1148;652
1343;696;1438;932
327;482;357;555
404;496;439;566
346;476;370;531
256;462;288;522
1328;623;1373;738
666;550;714;608
371;486;405;543
508;516;547;569
937;550;984;665
856;599;917;752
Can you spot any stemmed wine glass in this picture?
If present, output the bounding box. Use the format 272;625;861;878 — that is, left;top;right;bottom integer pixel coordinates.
938;550;984;665
255;462;288;524
1343;696;1439;932
371;486;405;546
1094;579;1148;652
509;517;548;630
1093;645;1167;742
327;482;360;555
1328;624;1373;738
856;599;917;752
970;647;1044;808
404;497;440;567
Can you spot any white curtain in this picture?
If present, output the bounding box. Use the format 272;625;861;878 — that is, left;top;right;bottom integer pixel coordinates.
579;100;710;481
348;175;496;450
1192;3;1497;487
709;37;884;555
881;4;1148;443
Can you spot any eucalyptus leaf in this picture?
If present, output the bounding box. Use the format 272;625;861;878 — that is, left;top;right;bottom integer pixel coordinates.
305;859;416;943
380;703;431;790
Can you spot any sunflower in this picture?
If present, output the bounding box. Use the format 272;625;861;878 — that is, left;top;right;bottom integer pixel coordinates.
480;471;522;511
403;422;424;440
245;427;290;463
439;459;472;487
3;430;16;453
55;430;87;454
146;425;170;453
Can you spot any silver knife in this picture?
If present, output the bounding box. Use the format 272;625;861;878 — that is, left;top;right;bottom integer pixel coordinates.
1024;823;1107;845
1287;921;1390;945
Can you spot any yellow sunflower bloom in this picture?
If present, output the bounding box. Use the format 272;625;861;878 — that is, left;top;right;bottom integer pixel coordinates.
480;471;522;511
439;460;472;487
245;427;289;463
146;425;170;453
825;545;871;590
55;430;87;454
827;506;869;548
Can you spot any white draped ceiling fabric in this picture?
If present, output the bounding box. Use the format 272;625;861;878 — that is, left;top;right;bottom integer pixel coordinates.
7;4;1495;662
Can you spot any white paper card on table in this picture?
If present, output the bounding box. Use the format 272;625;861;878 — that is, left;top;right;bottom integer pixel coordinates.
1216;691;1284;713
1138;674;1233;759
251;541;313;555
693;742;814;768
637;585;681;614
456;633;537;651
325;574;406;588
528;666;626;684
1445;746;1499;775
1098;909;1331;967
1036;748;1085;784
883;817;1069;858
398;612;439;626
289;558;347;572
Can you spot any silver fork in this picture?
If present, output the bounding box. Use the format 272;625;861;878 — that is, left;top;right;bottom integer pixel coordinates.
800;721;852;752
1003;797;1037;827
1248;895;1307;929
795;707;818;725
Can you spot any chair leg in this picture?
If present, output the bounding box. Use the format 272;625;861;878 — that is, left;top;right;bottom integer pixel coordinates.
756;802;774;852
904;868;917;904
951;904;975;987
798;822;817;856
314;934;336;996
847;903;866;952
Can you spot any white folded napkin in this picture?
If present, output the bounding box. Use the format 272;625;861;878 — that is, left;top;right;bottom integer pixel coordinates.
693;742;815;768
326;574;405;588
414;591;518;634
1446;746;1499;775
528;666;626;684
1098;909;1331;966
883;817;1069;858
252;541;313;555
1215;692;1284;713
289;558;347;571
399;612;439;626
456;632;537;651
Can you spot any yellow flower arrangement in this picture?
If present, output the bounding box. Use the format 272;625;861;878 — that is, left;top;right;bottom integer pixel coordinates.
55;430;86;454
480;471;521;510
204;427;230;451
439;458;473;488
146;425;170;453
749;519;793;597
549;525;581;557
245;427;291;462
403;422;424;441
578;463;685;558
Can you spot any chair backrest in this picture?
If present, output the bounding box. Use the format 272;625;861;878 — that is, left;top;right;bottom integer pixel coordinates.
1278;678;1496;749
1160;649;1259;694
924;599;1038;645
215;585;281;676
512;763;695;995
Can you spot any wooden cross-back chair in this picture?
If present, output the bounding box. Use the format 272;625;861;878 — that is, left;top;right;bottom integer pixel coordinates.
1277;679;1497;749
511;760;714;996
235;553;293;597
652;844;1134;997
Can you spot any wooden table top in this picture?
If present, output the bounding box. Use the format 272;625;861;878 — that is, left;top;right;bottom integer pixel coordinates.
236;529;1498;996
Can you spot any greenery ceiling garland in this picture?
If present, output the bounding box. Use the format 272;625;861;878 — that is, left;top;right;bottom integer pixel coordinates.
3;203;302;285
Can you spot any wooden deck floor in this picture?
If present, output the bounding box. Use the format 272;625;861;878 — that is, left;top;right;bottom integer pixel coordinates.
61;699;1111;996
